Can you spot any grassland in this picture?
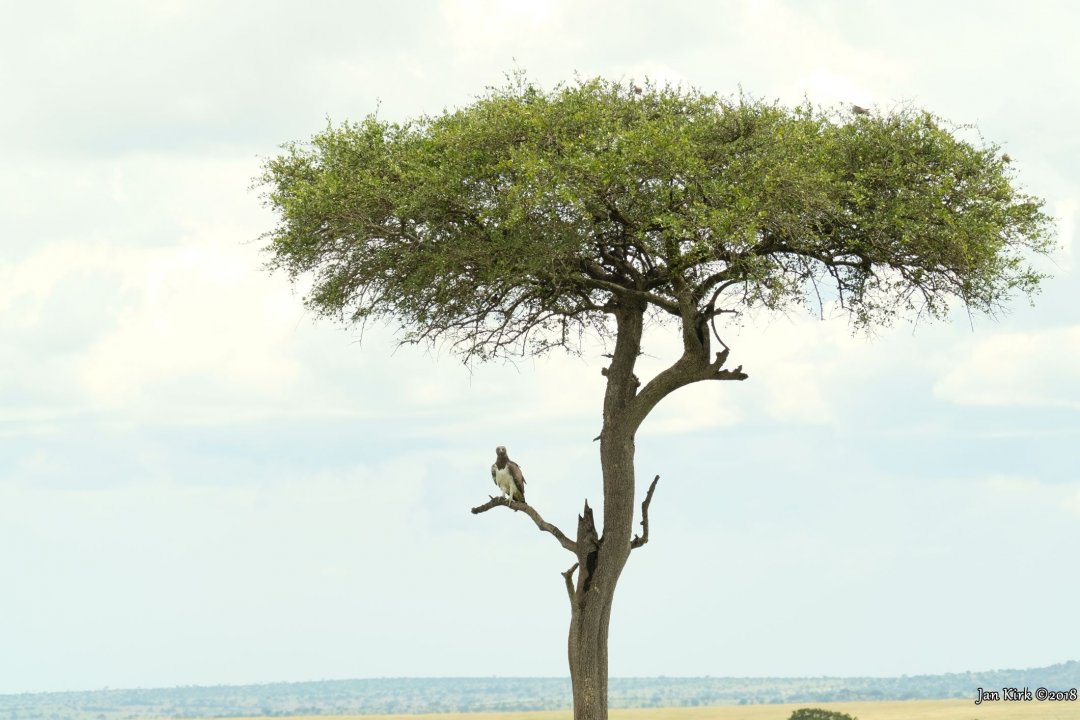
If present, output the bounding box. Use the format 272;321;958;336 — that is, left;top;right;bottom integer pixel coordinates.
199;697;1080;720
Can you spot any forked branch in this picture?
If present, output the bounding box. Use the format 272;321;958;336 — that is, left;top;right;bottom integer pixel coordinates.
707;349;747;380
630;475;660;550
472;496;579;554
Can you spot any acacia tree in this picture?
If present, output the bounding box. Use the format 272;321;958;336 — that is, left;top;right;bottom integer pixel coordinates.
257;76;1053;720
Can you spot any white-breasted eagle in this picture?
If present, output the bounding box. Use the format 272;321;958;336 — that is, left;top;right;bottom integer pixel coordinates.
491;445;526;503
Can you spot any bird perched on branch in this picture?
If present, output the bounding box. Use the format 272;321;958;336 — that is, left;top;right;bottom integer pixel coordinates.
852;104;870;116
491;445;526;503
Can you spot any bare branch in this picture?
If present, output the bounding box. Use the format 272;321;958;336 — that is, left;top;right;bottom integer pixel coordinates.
629;342;748;433
578;275;682;316
701;274;741;308
575;258;680;314
471;496;578;554
707;349;746;379
597;243;642;284
630;475;660;550
561;562;579;603
708;310;737;350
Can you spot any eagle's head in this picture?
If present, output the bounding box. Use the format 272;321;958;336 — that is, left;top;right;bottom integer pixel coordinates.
495;445;507;458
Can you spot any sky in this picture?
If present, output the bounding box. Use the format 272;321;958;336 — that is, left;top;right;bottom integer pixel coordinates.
2;0;1078;696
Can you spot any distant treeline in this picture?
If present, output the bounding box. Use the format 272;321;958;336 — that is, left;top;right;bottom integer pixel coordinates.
2;661;1077;719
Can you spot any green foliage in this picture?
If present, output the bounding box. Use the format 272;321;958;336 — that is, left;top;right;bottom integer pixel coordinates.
789;709;857;720
257;74;1054;361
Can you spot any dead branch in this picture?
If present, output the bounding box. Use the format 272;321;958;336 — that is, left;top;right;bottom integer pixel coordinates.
561;562;579;603
707;349;747;380
576;501;600;601
471;495;578;554
630;475;660;550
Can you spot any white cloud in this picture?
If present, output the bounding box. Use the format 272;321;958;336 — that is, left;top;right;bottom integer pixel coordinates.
1054;197;1076;269
724;309;882;425
639;385;742;435
1067;488;1080;518
76;236;303;414
800;68;874;109
0;240;112;318
983;473;1043;495
730;0;910;108
0;458;442;688
981;474;1080;520
439;0;570;58
0;220;317;427
934;326;1080;408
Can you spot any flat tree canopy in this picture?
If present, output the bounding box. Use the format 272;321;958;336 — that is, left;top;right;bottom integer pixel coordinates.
259;76;1053;362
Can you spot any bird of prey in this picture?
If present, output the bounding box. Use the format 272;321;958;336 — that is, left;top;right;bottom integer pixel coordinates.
491;445;526;503
1002;153;1013;163
851;104;870;115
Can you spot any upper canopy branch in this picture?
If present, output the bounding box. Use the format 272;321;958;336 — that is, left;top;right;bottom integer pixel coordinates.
577;259;681;315
597;244;644;286
471;495;579;554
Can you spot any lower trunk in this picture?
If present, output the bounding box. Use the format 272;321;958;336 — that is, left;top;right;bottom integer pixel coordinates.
568;587;614;720
567;431;636;719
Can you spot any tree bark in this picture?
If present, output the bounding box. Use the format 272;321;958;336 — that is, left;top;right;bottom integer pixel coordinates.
566;300;644;720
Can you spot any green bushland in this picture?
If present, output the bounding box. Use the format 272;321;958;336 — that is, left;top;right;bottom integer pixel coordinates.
789;709;856;720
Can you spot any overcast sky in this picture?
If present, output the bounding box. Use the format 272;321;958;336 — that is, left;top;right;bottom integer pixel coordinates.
2;0;1078;696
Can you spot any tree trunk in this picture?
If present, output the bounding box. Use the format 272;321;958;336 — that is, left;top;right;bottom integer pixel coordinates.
567;301;644;720
473;301;744;718
472;296;740;716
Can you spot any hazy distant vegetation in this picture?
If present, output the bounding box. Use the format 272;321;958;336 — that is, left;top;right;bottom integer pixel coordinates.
1;661;1076;719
